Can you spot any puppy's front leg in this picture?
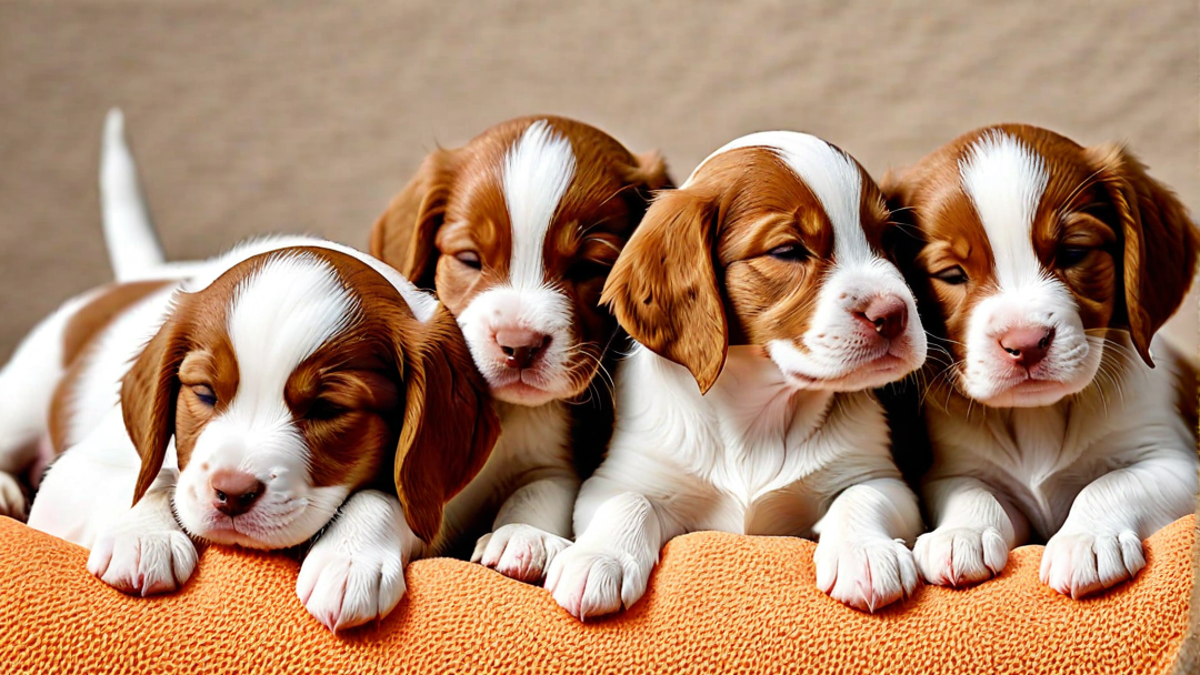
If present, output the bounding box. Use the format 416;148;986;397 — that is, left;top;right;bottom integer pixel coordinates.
915;476;1029;587
545;489;678;620
87;469;198;596
813;477;923;612
297;489;422;633
471;472;577;583
1041;453;1197;598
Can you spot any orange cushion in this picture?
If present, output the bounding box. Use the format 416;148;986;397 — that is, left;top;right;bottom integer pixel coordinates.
0;515;1191;674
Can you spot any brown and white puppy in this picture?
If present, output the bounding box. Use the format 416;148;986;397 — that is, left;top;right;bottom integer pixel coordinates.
546;132;929;619
370;115;671;580
885;124;1199;598
1;235;498;632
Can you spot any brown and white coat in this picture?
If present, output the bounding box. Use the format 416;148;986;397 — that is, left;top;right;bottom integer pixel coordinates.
885;124;1199;598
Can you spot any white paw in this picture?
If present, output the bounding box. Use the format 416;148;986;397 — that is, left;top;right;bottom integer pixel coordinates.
471;524;572;583
1040;529;1144;599
814;536;918;612
914;526;1008;587
545;544;650;621
87;526;197;596
0;471;27;520
296;490;410;633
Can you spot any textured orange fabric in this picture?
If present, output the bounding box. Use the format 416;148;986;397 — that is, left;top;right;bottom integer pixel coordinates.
0;516;1191;675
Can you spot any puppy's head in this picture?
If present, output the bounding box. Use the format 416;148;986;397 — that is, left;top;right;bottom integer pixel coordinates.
370;116;672;406
885;124;1198;408
122;247;499;548
603;132;927;394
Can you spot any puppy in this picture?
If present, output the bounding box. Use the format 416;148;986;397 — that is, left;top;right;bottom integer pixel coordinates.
885;124;1199;598
0;235;498;631
545;132;929;619
370;116;671;581
0;113;499;632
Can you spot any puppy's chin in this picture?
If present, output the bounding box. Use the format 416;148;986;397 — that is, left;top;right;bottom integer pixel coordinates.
770;340;926;393
173;483;348;550
958;337;1104;408
480;355;598;407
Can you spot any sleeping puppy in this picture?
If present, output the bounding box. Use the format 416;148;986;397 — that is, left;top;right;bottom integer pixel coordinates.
0;235;497;633
370;116;671;581
545;132;929;619
884;124;1199;598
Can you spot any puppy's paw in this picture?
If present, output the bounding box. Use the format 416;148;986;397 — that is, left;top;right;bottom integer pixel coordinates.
471;524;572;583
296;490;410;633
545;545;649;621
814;536;918;612
0;471;27;520
1040;529;1144;599
913;526;1008;587
87;526;197;596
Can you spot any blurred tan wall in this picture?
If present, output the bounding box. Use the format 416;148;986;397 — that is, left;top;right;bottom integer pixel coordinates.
0;1;1196;360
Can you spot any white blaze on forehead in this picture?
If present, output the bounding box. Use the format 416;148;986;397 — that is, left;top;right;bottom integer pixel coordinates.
226;253;359;420
501;120;577;290
687;131;872;265
960;130;1049;291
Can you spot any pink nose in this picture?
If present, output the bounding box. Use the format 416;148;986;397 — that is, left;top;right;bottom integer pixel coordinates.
494;329;550;370
855;296;908;342
210;470;264;517
998;326;1055;369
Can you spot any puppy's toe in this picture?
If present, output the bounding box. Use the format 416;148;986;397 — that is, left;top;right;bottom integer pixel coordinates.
477;523;572;584
89;528;197;596
545;546;648;621
1041;529;1143;599
0;471;27;521
914;526;1007;587
815;537;918;612
298;535;407;633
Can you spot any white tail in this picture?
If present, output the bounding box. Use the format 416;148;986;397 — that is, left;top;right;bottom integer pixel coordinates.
101;109;165;281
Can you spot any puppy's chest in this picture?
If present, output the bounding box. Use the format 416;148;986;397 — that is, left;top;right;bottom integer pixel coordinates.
967;407;1114;535
692;396;864;537
440;402;572;534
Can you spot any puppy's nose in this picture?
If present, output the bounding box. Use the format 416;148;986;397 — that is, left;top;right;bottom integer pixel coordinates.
998;326;1055;369
495;329;549;370
210;470;264;517
855;296;908;341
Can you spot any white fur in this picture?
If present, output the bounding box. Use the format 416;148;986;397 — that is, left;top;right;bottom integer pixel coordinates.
548;134;926;619
503;120;576;291
957;132;1098;406
918;335;1197;597
101;109;165;282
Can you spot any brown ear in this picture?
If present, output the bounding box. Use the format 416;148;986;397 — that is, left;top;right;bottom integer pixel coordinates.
601;188;728;393
121;313;189;505
369;149;456;288
1086;143;1199;366
393;304;500;543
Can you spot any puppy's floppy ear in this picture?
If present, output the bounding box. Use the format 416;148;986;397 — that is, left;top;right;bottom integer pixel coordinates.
393;304;499;543
369;149;457;289
601;187;728;393
121;308;190;505
1086;143;1199;366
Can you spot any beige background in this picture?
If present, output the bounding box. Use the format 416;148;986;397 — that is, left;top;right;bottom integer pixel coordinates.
0;1;1196;361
